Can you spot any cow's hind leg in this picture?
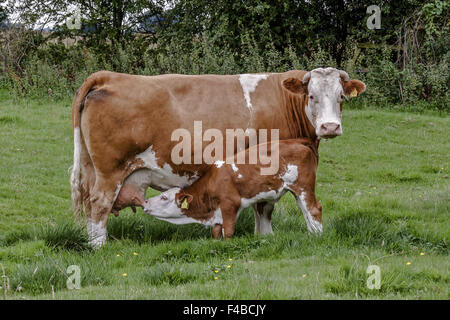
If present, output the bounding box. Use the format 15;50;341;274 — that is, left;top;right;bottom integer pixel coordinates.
87;176;122;248
253;202;274;235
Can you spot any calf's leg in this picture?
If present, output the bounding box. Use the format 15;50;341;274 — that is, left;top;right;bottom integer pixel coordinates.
295;191;322;233
212;224;223;239
220;206;239;239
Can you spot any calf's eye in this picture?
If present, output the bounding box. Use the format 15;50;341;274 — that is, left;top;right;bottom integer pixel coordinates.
309;95;314;100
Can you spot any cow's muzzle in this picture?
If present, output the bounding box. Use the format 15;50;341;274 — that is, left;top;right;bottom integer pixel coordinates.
318;122;342;138
143;200;152;214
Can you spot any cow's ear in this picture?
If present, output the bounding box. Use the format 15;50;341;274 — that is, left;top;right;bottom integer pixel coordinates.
282;78;307;94
343;80;366;98
176;191;193;209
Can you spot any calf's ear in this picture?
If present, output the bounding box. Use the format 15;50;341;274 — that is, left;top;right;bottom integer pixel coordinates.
175;191;193;208
343;80;366;98
282;78;307;94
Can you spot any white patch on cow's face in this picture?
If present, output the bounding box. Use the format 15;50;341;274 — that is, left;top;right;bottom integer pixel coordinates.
305;68;344;139
297;192;322;233
136;146;199;191
239;74;268;110
231;163;239;172
144;188;223;226
87;219;107;249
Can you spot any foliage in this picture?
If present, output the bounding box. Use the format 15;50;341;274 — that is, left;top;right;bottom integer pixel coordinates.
0;0;448;111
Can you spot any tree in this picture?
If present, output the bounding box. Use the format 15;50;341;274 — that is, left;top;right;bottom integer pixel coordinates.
162;0;431;67
8;0;166;43
1;0;8;25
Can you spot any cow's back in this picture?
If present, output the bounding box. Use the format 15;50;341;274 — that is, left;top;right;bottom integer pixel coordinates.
79;72;282;172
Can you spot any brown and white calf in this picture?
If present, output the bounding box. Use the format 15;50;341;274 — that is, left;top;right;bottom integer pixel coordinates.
141;139;322;238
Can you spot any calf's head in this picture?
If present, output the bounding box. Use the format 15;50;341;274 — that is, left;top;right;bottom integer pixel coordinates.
143;188;193;219
283;67;366;139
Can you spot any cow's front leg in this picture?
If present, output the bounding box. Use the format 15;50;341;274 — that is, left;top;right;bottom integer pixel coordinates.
253;202;274;235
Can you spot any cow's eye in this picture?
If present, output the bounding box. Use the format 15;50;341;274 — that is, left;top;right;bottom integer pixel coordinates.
309;95;314;100
161;195;168;201
341;94;345;99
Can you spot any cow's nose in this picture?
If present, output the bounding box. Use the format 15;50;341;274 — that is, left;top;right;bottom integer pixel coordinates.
319;122;341;138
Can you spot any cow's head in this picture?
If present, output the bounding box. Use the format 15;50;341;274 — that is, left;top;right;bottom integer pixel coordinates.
283;67;366;139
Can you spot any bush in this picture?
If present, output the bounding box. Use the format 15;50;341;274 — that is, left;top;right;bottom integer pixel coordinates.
0;1;448;112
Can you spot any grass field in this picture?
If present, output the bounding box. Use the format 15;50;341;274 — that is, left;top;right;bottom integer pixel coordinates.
0;89;448;299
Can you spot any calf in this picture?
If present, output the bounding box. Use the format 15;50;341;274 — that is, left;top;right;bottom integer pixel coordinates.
143;139;322;238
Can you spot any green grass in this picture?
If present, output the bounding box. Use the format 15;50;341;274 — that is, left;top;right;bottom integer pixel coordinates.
0;89;448;299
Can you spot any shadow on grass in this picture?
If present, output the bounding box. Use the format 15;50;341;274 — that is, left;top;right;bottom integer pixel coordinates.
0;208;256;251
106;208;255;244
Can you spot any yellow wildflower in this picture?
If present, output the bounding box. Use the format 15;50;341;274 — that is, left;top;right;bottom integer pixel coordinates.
406;262;412;266
122;273;127;277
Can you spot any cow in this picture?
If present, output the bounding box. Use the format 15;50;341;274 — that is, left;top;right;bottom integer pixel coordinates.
142;138;322;239
70;67;366;247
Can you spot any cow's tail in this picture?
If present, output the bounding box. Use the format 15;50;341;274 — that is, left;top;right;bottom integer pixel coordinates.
70;125;83;219
70;71;108;219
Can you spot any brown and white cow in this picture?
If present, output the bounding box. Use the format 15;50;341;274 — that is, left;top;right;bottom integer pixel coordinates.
70;68;365;247
142;138;322;238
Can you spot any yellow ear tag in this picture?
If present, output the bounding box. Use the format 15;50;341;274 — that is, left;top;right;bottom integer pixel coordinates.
181;198;189;209
349;88;358;98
